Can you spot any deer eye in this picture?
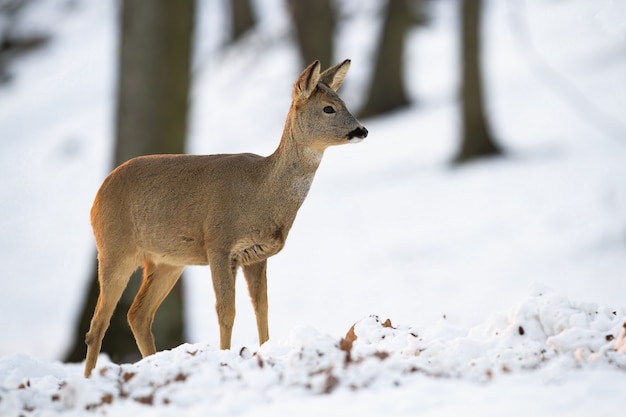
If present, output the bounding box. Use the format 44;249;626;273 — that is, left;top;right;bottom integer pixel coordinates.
323;106;336;114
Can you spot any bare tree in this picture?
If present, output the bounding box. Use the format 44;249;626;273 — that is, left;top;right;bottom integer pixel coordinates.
66;0;195;364
230;0;256;42
454;0;502;163
0;0;48;83
286;0;335;68
359;0;415;119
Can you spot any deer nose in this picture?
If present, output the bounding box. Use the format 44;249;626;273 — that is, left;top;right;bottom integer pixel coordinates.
347;126;368;140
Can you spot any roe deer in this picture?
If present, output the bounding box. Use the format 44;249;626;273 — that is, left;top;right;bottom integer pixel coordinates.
84;59;367;377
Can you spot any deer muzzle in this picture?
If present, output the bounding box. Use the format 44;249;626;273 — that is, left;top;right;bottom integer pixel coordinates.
347;126;368;141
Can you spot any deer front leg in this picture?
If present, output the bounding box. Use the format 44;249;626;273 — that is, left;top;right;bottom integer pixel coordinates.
209;253;237;350
243;260;269;345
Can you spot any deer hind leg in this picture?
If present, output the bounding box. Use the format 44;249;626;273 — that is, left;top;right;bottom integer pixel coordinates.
84;255;138;377
243;260;269;345
127;261;184;358
209;253;237;350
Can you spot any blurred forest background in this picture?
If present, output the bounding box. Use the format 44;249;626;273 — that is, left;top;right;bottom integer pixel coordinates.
1;0;624;363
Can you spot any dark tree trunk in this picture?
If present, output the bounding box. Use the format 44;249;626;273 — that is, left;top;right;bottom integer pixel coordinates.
454;0;502;163
230;0;256;42
114;0;193;161
359;0;411;119
286;0;335;68
65;0;194;364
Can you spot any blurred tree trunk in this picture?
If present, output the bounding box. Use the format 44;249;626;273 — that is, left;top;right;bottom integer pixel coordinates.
359;0;412;119
230;0;256;42
454;0;502;163
114;0;194;161
286;0;335;67
65;0;194;364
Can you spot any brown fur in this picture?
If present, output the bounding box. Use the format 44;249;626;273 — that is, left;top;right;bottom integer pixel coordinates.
83;60;367;377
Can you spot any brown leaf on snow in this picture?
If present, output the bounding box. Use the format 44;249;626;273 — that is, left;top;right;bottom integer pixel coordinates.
344;323;358;343
382;318;394;329
134;394;154;405
86;393;114;411
373;351;390;361
323;372;340;394
339;324;357;363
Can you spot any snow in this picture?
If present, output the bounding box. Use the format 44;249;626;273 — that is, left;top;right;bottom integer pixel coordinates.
1;0;626;415
2;286;625;416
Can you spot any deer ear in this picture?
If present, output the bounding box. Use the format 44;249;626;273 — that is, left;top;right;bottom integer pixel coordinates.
319;59;351;91
293;60;321;101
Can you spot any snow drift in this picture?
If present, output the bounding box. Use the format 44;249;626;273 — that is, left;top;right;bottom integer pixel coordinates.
1;285;624;416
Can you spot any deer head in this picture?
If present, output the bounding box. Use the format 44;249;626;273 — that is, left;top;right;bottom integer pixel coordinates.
289;59;368;152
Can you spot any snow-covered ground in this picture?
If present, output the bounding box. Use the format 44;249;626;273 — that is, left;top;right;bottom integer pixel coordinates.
2;285;626;416
1;0;625;415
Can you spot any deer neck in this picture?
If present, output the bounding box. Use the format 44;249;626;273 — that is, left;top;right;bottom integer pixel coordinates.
267;119;323;205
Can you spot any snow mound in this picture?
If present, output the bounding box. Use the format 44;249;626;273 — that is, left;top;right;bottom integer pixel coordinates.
1;285;625;415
